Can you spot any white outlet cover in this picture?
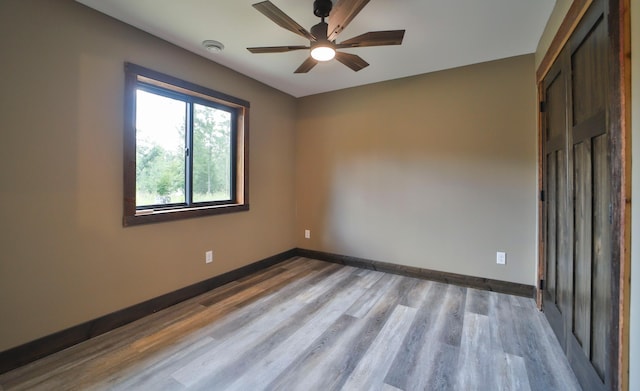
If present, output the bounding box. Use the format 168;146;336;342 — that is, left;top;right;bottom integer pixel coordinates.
304;230;311;239
496;251;506;265
206;250;213;264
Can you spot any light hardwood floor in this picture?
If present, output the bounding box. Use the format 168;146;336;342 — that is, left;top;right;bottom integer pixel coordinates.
0;257;582;390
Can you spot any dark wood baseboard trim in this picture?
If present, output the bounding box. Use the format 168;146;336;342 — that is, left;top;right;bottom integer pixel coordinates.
295;248;536;299
0;248;296;375
1;247;535;375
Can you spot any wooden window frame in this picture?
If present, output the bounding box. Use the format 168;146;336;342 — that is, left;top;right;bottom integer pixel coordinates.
123;63;250;226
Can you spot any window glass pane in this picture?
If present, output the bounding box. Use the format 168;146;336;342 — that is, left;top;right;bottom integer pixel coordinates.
135;89;186;207
193;103;232;203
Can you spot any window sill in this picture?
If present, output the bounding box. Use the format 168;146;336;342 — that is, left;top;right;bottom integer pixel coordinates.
123;203;249;226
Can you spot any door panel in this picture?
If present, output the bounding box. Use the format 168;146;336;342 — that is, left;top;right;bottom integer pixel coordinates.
572;139;593;357
542;62;569;347
571;14;607;127
546;152;557;301
568;2;609;389
590;134;610;380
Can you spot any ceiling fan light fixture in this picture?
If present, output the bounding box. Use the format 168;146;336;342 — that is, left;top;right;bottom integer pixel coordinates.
310;44;335;61
310;20;334;62
248;0;405;73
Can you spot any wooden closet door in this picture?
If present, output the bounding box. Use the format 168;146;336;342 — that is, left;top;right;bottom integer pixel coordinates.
566;1;611;388
541;51;571;350
541;1;612;390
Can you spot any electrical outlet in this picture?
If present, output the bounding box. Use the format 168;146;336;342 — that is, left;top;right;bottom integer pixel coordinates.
496;251;506;265
205;250;213;264
304;229;311;239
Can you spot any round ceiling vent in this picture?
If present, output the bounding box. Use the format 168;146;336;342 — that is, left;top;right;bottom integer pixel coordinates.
202;40;224;53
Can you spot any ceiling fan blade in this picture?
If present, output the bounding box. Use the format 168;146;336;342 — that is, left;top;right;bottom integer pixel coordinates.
247;45;309;54
253;1;315;41
327;0;370;41
294;57;318;73
336;30;405;48
335;52;369;72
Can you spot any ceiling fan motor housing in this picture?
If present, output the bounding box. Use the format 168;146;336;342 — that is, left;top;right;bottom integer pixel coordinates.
313;0;332;18
310;21;329;41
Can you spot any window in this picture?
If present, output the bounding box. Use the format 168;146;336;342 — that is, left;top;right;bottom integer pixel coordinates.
123;63;249;226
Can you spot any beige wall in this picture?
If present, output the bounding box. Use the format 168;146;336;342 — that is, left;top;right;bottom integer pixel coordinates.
0;0;297;351
295;55;538;285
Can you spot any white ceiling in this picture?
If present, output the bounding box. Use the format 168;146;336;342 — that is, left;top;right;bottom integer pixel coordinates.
76;0;555;98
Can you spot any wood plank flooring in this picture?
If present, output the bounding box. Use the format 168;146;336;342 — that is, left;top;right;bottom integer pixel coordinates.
0;257;582;390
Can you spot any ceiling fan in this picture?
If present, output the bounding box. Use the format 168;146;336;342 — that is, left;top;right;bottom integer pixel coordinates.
247;0;405;73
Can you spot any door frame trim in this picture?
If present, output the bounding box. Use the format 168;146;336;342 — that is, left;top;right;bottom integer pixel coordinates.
536;0;631;390
536;0;593;84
